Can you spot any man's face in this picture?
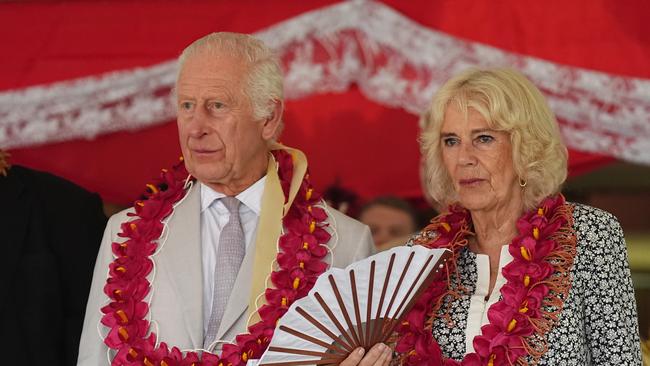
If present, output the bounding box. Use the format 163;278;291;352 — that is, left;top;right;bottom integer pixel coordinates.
360;205;416;247
176;51;271;192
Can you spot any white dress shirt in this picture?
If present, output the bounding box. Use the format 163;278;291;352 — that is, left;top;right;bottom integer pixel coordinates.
200;177;266;335
464;245;513;353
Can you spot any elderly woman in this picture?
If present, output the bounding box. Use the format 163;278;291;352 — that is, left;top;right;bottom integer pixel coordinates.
342;68;641;366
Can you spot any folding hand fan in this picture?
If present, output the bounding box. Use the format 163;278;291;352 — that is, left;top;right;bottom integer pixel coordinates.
258;246;452;366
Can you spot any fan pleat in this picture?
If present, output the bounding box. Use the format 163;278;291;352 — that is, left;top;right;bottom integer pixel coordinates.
327;275;362;347
314;292;357;350
295;306;355;353
258;247;452;366
278;325;348;356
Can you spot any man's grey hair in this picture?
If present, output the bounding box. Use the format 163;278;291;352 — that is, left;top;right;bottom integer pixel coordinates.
177;32;284;133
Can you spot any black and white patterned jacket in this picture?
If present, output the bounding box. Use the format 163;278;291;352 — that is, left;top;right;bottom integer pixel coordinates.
411;203;642;365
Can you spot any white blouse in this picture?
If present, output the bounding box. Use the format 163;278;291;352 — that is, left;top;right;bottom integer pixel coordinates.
464;245;512;353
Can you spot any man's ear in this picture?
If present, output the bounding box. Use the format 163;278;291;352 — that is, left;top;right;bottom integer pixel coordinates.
261;99;284;141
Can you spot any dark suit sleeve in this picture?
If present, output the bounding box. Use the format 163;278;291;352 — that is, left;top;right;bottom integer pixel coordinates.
0;167;65;363
31;169;107;365
0;166;107;366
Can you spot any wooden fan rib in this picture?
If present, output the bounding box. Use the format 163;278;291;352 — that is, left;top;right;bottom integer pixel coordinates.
380;250;452;343
327;274;362;347
384;255;435;319
369;252;396;346
267;346;345;359
380;253;435;341
295;306;355;353
314;292;357;351
373;251;415;345
364;260;375;347
278;325;349;357
258;356;344;366
349;270;365;347
261;249;453;366
381;251;415;320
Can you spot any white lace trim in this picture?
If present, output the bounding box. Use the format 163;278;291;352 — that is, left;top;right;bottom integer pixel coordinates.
1;0;649;164
0;61;178;148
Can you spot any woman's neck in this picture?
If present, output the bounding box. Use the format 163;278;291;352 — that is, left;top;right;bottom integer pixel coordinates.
468;196;524;300
469;198;524;254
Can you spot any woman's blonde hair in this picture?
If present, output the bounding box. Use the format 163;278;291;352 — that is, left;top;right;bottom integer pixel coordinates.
420;68;568;210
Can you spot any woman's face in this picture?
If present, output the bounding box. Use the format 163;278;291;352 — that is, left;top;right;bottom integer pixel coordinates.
440;105;520;213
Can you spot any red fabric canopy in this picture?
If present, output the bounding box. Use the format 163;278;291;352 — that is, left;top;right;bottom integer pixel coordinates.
2;0;647;205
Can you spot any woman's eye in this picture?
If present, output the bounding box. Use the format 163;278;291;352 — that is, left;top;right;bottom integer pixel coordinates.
476;135;494;144
443;138;458;147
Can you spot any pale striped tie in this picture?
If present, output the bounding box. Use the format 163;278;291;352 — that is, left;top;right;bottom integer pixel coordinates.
204;196;245;349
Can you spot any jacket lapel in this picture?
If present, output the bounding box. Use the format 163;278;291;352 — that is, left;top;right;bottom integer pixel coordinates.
155;183;204;348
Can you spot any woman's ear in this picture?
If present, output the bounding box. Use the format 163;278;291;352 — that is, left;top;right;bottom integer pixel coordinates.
261;99;284;141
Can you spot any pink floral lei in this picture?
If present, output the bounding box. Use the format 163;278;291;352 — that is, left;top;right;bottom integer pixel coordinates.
395;195;577;366
101;150;332;366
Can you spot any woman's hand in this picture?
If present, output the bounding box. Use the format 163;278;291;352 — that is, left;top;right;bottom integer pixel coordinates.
339;343;392;366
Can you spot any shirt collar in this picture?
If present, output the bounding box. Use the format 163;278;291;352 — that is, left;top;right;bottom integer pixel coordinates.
200;176;266;215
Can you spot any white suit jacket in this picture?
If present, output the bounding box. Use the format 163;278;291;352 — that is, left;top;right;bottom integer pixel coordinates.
77;183;374;365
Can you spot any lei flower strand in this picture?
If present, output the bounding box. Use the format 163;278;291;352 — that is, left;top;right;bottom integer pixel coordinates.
101;150;332;366
395;195;576;366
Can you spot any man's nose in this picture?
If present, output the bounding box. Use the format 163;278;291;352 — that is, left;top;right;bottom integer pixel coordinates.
186;107;210;138
373;229;390;246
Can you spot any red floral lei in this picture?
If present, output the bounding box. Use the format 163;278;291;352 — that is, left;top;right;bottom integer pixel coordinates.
395;195;577;366
101;150;332;366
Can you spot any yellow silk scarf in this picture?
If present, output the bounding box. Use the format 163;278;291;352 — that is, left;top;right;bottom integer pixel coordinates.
247;143;308;324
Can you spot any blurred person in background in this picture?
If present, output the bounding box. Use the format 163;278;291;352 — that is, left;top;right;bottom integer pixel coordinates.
359;196;419;251
323;181;361;216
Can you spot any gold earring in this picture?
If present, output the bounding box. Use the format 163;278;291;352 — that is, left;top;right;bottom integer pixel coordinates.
519;177;527;187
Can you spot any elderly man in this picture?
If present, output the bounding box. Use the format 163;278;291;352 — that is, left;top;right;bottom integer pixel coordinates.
77;33;375;365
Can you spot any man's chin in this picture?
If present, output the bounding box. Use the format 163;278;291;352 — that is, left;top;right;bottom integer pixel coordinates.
187;164;229;184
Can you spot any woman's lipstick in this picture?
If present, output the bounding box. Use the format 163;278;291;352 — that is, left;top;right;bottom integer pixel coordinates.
459;178;484;186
